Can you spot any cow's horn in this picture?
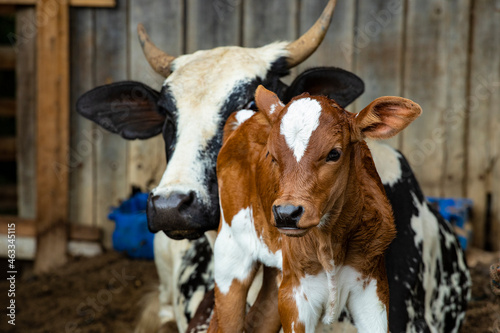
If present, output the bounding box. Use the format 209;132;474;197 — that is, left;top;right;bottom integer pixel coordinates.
286;0;337;68
137;23;176;77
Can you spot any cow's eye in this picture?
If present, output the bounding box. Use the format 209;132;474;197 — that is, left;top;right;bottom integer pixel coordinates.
244;100;257;110
326;149;341;162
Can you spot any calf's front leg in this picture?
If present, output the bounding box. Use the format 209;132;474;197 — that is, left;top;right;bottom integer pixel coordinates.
347;268;390;333
278;275;324;333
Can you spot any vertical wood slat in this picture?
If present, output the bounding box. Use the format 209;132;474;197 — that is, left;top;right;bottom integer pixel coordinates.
243;0;297;48
127;0;183;191
298;0;356;75
95;0;128;248
467;0;500;250
297;0;356;106
186;0;241;53
401;0;469;198
439;0;470;199
16;7;37;220
69;8;95;227
243;0;297;83
353;0;405;147
34;0;69;273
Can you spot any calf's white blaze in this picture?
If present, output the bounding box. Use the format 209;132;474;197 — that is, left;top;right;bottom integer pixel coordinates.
280;98;322;163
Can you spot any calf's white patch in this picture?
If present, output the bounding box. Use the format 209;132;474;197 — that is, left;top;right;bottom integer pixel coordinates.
280;98;322;163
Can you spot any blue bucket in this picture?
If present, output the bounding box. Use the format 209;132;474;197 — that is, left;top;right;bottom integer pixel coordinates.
427;197;473;250
108;192;154;259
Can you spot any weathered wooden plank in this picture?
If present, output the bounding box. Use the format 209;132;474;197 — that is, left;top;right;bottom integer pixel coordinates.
187;0;241;52
353;0;405;146
0;216;102;241
69;0;115;7
243;0;297;82
467;0;500;249
243;0;297;47
0;0;34;4
69;8;96;227
0;98;15;117
0;45;15;70
298;0;356;74
127;0;182;190
95;0;129;248
0;0;114;6
15;7;36;220
34;0;69;273
401;0;469;197
439;0;470;198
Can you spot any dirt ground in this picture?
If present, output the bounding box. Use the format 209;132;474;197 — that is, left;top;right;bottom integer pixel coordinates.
1;248;499;333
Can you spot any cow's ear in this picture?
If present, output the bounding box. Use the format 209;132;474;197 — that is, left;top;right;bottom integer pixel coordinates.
255;85;284;124
76;81;165;140
285;67;364;108
352;96;422;141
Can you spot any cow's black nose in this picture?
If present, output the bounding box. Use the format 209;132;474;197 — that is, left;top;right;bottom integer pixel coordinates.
272;204;304;229
147;191;196;233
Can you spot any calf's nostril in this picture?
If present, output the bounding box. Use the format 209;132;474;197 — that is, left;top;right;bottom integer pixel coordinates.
290;206;304;219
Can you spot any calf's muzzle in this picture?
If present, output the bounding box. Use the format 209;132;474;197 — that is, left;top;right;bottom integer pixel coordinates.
272;204;304;229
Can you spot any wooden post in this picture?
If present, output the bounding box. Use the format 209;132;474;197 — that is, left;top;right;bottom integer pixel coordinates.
0;0;115;273
34;0;70;273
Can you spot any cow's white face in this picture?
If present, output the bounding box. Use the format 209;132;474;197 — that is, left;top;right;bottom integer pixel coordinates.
147;43;290;239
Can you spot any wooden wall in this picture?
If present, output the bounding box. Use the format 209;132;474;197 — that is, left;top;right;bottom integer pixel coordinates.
16;0;500;250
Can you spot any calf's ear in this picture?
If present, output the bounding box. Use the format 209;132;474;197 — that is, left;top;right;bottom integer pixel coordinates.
76;81;165;140
254;85;284;124
352;96;422;141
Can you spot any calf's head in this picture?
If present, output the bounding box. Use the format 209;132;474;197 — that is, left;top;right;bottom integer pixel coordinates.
255;86;422;236
77;0;366;240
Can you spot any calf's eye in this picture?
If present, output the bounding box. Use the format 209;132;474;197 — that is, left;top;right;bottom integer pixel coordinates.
326;149;341;162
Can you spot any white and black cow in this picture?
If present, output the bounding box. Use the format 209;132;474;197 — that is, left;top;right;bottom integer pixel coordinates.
76;0;470;331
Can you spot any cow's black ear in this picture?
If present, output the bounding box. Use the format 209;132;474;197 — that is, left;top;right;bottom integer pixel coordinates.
76;81;165;140
284;67;365;108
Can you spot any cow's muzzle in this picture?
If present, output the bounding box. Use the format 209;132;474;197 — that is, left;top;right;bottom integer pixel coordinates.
147;191;205;240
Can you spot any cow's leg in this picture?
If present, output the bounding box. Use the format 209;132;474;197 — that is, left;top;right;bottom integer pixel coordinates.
153;232;181;328
244;266;281;332
209;264;259;332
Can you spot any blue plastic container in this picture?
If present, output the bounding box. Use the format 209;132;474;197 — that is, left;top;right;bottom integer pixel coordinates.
108;192;154;259
427;197;473;250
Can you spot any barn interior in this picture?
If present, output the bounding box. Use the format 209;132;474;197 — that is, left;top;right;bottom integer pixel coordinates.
0;0;499;332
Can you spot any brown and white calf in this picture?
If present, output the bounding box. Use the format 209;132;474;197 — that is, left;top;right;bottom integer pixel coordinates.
210;86;422;333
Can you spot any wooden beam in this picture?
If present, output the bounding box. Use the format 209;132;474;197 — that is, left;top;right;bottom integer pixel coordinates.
0;0;115;6
34;0;69;273
69;0;115;7
0;98;15;117
0;0;34;4
0;216;102;242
